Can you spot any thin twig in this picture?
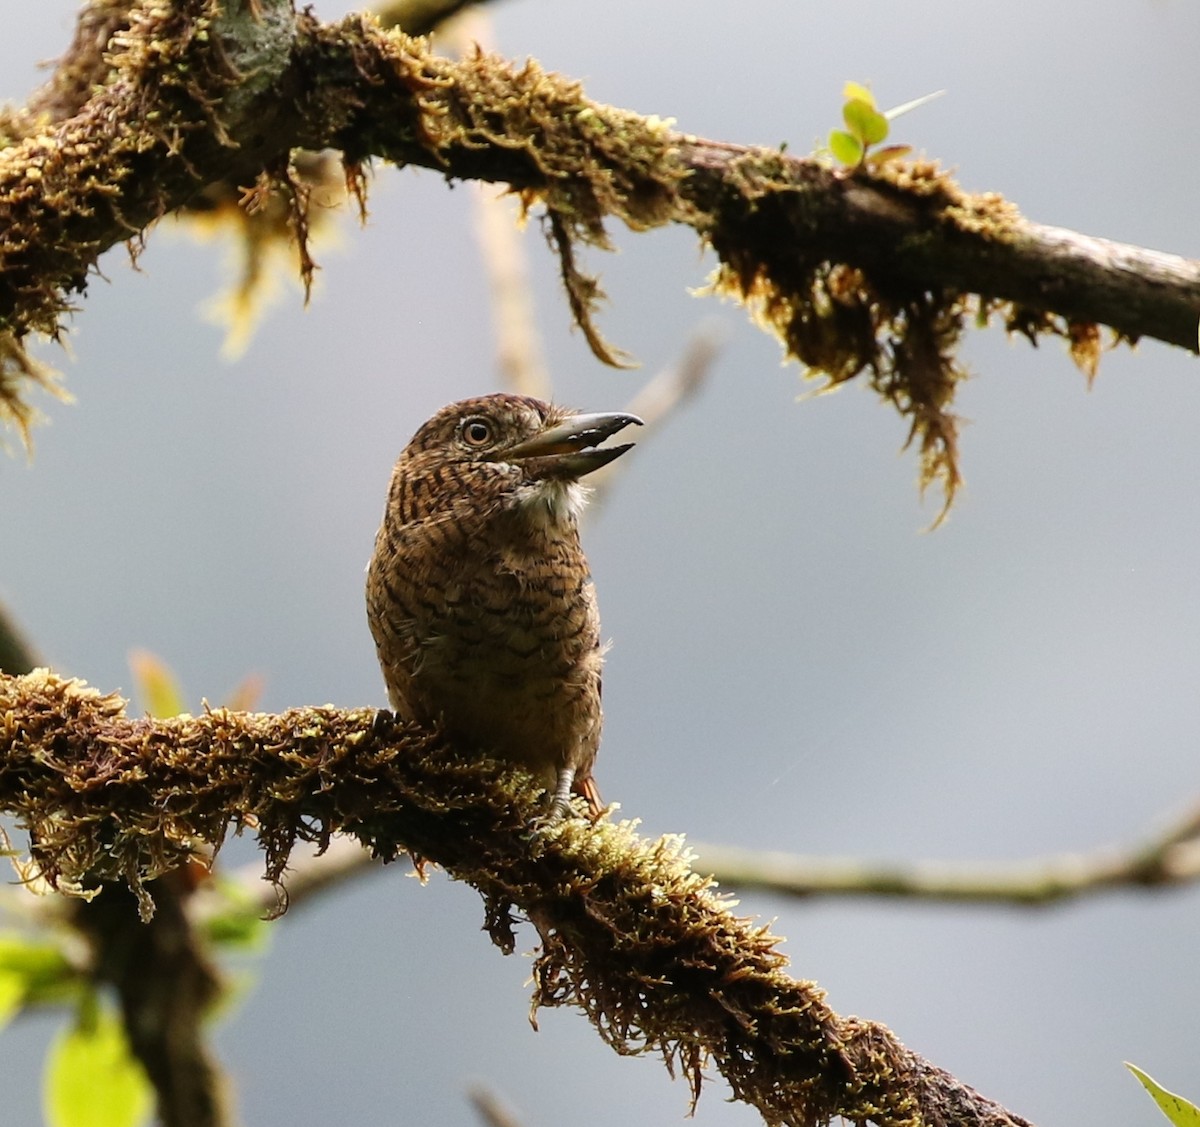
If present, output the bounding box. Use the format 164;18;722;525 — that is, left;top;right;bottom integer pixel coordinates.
589;322;724;508
193;835;383;923
470;187;552;398
616;323;726;427
446;10;553;399
468;1085;527;1127
691;798;1200;905
375;0;485;36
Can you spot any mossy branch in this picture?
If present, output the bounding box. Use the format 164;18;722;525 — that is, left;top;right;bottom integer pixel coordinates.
1;668;1031;1127
3;0;1199;507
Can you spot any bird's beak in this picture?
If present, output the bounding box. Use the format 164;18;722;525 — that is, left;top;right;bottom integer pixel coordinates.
499;411;644;478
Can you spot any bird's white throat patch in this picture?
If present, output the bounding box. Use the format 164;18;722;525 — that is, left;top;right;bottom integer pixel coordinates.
513;479;589;529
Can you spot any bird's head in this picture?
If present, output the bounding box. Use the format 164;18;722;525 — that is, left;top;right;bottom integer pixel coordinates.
391;394;643;525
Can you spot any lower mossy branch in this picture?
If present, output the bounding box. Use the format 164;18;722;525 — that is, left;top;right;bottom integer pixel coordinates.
1;669;1030;1127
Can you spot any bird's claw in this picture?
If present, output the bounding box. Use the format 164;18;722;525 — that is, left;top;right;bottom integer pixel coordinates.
522;791;578;837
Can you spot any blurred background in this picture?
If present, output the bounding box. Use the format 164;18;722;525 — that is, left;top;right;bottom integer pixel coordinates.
4;1;1200;1124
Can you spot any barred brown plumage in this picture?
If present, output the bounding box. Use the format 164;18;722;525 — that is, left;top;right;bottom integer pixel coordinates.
366;394;641;819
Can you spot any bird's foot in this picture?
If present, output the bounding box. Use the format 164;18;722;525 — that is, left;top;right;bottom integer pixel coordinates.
369;708;398;738
547;765;576;820
544;794;576;822
525;767;578;830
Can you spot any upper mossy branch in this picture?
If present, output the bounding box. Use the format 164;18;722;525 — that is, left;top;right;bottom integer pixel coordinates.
0;668;1033;1127
3;1;1198;504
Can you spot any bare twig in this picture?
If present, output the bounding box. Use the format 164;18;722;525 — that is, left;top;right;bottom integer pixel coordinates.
692;798;1200;905
443;9;553;399
617;324;725;427
468;1085;526;1127
195;835;384;922
200;790;1200;925
375;0;486;36
589;323;724;507
471;185;552;398
0;668;1032;1127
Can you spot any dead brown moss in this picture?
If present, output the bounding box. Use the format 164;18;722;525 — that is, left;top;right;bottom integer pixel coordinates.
871;157;1023;242
358;32;693;365
543;208;635;367
704;179;969;518
0;668;1032;1127
176;150;353;354
883;294;969;521
1001;305;1107;385
1067;320;1102;386
0;331;72;454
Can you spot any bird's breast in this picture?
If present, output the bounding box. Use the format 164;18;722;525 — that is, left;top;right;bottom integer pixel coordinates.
410;566;604;775
369;506;602;763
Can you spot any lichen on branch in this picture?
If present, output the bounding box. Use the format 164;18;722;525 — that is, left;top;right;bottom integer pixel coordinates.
0;668;1032;1127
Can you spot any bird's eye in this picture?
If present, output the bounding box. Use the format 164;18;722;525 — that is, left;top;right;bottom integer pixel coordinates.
461;417;494;447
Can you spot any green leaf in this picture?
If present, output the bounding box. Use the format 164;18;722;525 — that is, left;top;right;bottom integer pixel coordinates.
202;897;270;952
44;1002;153;1127
0;933;77;1008
1127;1063;1200;1127
842;81;876;109
128;649;187;718
828;130;864;167
843;98;889;146
0;969;24;1030
196;874;271;952
204;906;269;950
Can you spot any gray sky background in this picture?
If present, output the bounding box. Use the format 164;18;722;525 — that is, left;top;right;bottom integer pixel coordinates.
4;2;1200;1125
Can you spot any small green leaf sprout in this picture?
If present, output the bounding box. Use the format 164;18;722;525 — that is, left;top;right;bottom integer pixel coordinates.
827;82;945;170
